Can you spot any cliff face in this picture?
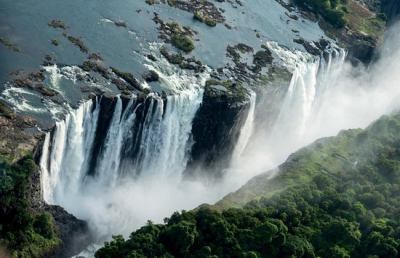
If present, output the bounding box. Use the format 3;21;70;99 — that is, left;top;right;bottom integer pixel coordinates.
30;154;92;258
0;111;91;258
381;0;400;22
186;84;251;178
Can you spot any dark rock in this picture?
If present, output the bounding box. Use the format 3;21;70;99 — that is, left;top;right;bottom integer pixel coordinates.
88;53;103;61
253;49;273;68
163;0;225;24
48;19;67;30
236;43;254;53
143;70;159;82
186;81;251;177
111;67;142;91
114;20;127;27
380;0;400;23
0;37;20;52
46;205;92;258
147;54;157;62
51;39;59;46
65;35;89;53
293;37;321;56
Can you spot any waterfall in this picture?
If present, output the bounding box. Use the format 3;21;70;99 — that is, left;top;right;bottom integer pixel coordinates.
40;100;100;203
39;43;209;224
269;47;346;148
231;90;256;162
229;45;347;178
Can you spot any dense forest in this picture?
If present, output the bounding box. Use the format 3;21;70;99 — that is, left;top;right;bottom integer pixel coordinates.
0;155;60;257
96;113;400;258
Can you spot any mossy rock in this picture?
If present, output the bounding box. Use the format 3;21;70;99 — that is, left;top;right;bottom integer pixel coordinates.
194;10;217;27
171;34;195;53
205;79;248;102
0;100;14;119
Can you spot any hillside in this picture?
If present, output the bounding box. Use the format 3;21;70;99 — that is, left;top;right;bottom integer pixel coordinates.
95;112;400;257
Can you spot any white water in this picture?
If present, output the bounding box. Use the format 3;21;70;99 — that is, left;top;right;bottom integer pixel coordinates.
231;28;400;183
39;26;400;257
41;100;100;202
40;46;210;239
231;90;257;163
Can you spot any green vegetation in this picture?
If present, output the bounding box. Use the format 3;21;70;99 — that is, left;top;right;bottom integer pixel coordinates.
205;79;248;102
0;100;15;119
171;34;195;53
193;10;217;27
0;155;60;258
294;0;348;28
96;113;400;258
165;22;195;53
293;0;386;38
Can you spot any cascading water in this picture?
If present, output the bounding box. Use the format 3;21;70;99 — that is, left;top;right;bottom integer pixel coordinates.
39;45;210;239
41;100;100;203
270;47;346;148
39;42;346;241
227;44;348;184
37;32;400;257
231;90;257;162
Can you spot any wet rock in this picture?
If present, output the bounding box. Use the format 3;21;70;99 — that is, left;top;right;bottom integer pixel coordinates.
46;205;92;258
143;70;159;82
293;37;327;56
88;53;103;61
252;48;273;70
65;35;89;53
43;54;56;66
193;10;218;27
153;15;196;52
0;100;14;119
235;43;254;53
48;19;67;30
145;0;158;5
11;70;59;98
285;12;299;20
114;20;127;27
162;0;225;25
146;54;157;62
186;80;251;177
171;33;195;52
0;37;20;52
111;67;142;91
160;46;204;72
51;39;59;46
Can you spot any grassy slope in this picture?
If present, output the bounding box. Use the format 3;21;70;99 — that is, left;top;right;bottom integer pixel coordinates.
217;112;400;208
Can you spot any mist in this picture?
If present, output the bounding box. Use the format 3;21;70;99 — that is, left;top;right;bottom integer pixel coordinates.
230;22;400;183
63;23;400;255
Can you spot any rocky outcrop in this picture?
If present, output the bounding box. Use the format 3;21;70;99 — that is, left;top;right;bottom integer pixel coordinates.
28;129;92;258
0;112;40;161
29;145;92;258
45;205;91;258
0;110;92;257
186;81;251;177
